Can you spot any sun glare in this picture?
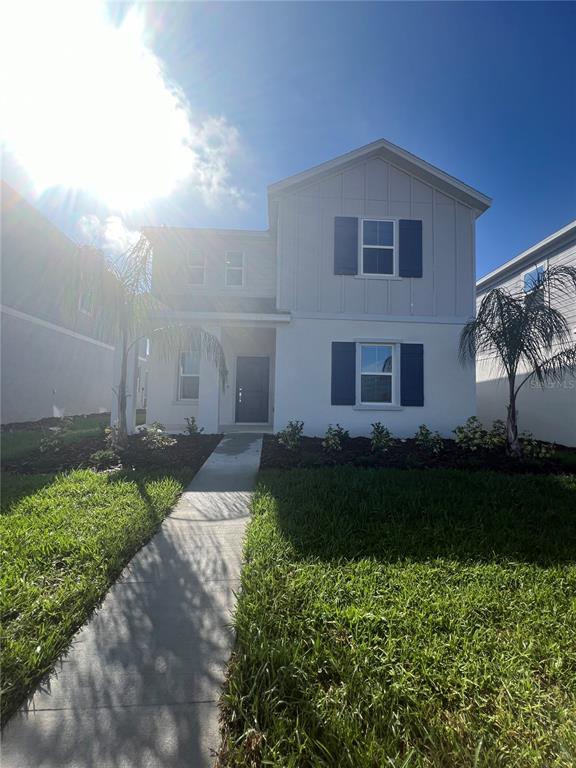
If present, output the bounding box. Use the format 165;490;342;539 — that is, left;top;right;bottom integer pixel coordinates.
1;2;197;208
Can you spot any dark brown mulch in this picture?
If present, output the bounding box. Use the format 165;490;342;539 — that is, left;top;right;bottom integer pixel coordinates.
1;433;222;475
260;434;571;475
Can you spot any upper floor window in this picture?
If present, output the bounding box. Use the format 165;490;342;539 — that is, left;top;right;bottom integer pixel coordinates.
361;219;395;276
523;264;545;294
178;351;200;400
225;251;244;287
359;343;394;404
187;252;205;285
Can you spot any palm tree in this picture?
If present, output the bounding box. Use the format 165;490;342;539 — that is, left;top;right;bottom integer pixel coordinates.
459;265;576;457
73;236;227;447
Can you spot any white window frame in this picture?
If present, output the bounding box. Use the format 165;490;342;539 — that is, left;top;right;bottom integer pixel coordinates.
225;251;244;288
177;351;200;401
359;218;397;278
356;342;398;406
522;262;546;295
186;251;205;286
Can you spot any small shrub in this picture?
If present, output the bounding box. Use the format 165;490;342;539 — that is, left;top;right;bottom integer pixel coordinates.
39;429;64;454
322;424;349;453
103;425;121;450
140;422;177;451
184;416;204;435
487;419;507;450
453;416;487;452
520;431;555;459
414;424;443;455
89;448;119;469
370;422;393;453
276;420;304;451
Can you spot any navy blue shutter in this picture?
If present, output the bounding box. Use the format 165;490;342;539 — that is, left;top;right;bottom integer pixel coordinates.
400;344;424;406
334;217;358;275
398;220;423;278
331;342;356;405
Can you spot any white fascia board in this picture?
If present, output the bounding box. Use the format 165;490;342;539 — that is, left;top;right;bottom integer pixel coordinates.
477;220;576;293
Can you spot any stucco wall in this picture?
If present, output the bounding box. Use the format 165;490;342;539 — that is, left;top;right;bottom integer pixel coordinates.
1;310;114;423
273;317;475;437
274;157;476;319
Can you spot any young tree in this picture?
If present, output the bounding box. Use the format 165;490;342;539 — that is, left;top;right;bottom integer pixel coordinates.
73;236;227;447
459;265;576;457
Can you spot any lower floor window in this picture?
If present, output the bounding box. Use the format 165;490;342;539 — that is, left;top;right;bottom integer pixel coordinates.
179;351;200;399
359;344;393;403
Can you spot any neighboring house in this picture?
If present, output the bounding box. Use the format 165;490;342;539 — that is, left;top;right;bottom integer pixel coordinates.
1;181;116;423
144;139;491;436
476;221;576;447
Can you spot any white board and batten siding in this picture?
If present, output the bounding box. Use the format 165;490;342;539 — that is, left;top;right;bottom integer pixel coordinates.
274;157;476;321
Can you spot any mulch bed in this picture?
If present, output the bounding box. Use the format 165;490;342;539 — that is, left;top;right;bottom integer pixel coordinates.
2;433;221;475
260;434;572;475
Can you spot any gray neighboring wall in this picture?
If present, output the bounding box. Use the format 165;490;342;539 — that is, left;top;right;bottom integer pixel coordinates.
476;221;576;446
1;182;114;424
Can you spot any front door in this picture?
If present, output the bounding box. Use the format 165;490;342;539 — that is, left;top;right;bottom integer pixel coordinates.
235;356;269;423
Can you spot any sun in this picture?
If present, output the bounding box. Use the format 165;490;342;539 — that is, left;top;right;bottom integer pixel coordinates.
0;1;195;209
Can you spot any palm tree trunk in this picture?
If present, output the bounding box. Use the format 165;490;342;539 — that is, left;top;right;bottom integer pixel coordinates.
506;376;521;458
116;332;129;448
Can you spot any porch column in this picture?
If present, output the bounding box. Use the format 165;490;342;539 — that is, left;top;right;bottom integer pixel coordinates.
197;324;222;434
110;343;139;434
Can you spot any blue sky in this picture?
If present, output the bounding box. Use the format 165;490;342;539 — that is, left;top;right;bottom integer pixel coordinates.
3;1;575;278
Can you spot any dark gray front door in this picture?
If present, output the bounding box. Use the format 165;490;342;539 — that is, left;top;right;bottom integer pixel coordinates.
235;356;269;423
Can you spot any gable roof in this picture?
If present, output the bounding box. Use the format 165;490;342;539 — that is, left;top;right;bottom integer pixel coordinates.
268;138;492;213
477;219;576;293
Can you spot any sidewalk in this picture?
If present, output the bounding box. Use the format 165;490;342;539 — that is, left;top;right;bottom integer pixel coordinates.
2;433;263;768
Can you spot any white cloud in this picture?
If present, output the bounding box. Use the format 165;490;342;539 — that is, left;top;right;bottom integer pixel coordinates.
0;1;246;209
78;214;140;257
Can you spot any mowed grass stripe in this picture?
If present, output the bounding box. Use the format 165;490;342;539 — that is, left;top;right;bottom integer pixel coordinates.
220;467;576;768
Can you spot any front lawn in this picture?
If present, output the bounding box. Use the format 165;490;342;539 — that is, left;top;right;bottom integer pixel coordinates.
1;465;193;724
220;468;576;767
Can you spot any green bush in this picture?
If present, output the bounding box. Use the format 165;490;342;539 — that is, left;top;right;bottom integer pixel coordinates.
520;431;555;459
184;416;204;435
276;420;304;451
453;416;487;451
414;424;443;455
487;419;507;450
139;422;177;451
322;424;349;453
370;422;393;453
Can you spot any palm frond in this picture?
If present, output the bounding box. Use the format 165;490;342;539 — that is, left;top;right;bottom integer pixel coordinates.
516;344;576;394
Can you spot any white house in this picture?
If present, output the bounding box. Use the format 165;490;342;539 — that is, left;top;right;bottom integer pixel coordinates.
476;221;576;447
144;139;491;437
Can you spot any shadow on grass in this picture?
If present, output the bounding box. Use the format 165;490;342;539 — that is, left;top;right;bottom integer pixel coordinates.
0;474;58;514
263;466;576;566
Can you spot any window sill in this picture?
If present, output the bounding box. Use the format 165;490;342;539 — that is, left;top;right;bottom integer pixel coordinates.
353;404;403;411
354;275;403;281
171;399;200;406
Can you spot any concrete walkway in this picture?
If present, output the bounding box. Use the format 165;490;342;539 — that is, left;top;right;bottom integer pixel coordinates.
2;433;263;768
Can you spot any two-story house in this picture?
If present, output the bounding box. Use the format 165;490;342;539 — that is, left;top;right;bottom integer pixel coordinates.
476;221;576;447
144;139;491;436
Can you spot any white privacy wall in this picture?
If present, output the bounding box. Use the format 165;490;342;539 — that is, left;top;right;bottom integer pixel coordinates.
1;310;114;423
274;318;476;438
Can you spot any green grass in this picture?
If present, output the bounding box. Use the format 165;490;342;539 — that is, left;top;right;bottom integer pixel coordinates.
1;411;146;461
221;468;576;768
0;466;190;723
